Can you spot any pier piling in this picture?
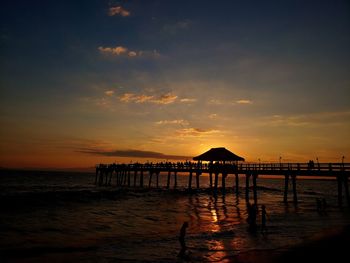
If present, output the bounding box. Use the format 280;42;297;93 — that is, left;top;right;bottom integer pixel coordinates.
245;174;250;200
140;169;144;187
337;175;343;206
292;175;298;204
222;173;226;193
209;172;213;188
344;175;350;206
196;172;200;189
174;171;178;189
148;171;153;188
235;173;239;193
95;169;98;185
134;171;137;187
214;172;219;192
283;175;289;203
127;170;131;187
188;171;193;190
167;171;171;189
253;173;257;203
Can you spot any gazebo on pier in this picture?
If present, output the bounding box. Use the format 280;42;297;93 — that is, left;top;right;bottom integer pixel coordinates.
192;147;245;191
193;147;244;163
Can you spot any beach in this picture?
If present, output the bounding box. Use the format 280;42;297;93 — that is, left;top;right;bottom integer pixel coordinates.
231;225;350;263
1;169;350;262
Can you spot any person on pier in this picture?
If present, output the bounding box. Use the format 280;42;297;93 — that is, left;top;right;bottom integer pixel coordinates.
308;160;314;170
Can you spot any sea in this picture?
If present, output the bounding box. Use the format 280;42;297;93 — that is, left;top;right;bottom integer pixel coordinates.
0;169;349;262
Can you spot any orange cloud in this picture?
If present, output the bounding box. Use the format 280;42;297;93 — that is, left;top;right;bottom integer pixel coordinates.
151;93;178;104
119;93;140;103
119;92;177;105
98;46;159;58
176;128;220;137
98;46;128;55
180;98;197;103
108;6;130;17
236;99;253;104
155;119;189;125
104;90;114;96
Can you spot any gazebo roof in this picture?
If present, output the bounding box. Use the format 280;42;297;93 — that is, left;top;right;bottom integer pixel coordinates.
193;147;245;162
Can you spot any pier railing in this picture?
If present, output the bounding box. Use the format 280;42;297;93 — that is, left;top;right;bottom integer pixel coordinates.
96;162;349;174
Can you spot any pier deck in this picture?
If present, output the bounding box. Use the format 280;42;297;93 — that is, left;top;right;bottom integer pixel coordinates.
95;162;350;205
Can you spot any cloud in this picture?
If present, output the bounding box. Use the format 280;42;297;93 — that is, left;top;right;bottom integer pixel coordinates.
128;51;137;57
119;92;177;105
208;114;218;119
262;111;350;127
98;46;160;58
155;119;189;125
98;46;128;55
104;90;114;96
176;128;220;137
151;93;178;104
236;99;253;104
135;94;154;103
78;148;190;160
119;93;153;103
108;6;130;17
208;99;223;105
119;93;137;103
180;98;197;103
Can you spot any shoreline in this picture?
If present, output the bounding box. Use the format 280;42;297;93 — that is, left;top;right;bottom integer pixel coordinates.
230;225;350;263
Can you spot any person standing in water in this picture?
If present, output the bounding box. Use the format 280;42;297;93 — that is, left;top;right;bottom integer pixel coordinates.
261;205;269;233
178;221;189;257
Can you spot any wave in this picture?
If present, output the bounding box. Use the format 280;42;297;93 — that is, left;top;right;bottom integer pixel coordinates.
190;229;236;240
255;186;282;192
0;188;128;210
0;245;98;260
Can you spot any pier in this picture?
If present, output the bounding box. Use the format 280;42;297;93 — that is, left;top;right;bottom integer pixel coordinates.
95;147;349;205
95;161;350;206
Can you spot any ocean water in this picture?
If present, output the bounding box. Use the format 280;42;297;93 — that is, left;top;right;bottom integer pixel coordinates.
0;169;349;262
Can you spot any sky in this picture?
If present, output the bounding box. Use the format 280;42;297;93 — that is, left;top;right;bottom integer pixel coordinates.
1;0;349;168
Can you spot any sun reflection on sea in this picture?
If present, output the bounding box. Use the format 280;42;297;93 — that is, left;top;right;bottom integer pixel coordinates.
210;207;218;223
206;240;231;262
204;196;235;262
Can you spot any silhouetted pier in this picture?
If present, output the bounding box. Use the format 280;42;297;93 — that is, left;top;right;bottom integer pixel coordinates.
95;162;350;205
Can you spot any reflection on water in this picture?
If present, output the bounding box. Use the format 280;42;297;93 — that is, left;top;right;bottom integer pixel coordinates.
1;173;350;262
182;193;256;261
206;240;228;262
176;189;349;262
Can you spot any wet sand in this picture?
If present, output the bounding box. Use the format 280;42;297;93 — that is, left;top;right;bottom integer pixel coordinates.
231;225;350;263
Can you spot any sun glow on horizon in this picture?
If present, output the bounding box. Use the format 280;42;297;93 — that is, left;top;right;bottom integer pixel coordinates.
1;1;349;169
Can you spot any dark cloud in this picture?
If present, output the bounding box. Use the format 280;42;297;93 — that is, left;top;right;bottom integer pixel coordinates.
78;148;190;160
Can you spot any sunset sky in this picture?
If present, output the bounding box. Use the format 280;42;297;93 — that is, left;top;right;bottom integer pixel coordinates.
1;0;349;168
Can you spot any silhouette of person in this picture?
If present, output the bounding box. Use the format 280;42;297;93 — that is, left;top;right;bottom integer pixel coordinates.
178;221;189;258
247;203;257;232
308;160;314;170
316;198;322;213
316;198;327;215
261;205;268;233
322;198;327;211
